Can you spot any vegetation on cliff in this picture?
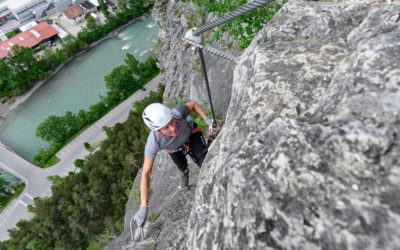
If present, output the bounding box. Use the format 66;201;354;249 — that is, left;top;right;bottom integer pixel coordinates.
182;0;286;49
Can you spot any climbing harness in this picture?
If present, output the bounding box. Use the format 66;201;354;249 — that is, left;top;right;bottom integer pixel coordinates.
182;142;202;167
181;129;219;167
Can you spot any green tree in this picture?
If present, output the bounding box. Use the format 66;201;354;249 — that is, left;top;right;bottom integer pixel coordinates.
88;102;107;119
140;56;158;77
63;37;88;57
0;59;11;97
43;47;66;69
117;0;128;13
86;15;98;31
6;45;38;94
26;239;39;250
35;111;80;145
36;115;68;145
6;32;16;38
74;159;85;168
128;0;144;9
125;54;158;79
124;53;143;78
99;0;111;20
0;175;11;196
76;109;88;127
105;64;136;98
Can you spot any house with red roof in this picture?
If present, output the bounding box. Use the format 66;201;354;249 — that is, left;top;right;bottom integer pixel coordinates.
0;22;58;59
62;5;84;24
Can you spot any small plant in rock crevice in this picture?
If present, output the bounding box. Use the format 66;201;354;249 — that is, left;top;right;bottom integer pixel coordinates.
182;0;287;49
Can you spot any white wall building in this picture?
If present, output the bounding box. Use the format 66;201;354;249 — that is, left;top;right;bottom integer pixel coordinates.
19;20;38;31
61;5;84;24
0;30;7;41
0;0;72;23
50;23;68;41
2;0;47;22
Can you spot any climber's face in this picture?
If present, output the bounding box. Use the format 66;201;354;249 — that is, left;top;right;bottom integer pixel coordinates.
157;119;178;137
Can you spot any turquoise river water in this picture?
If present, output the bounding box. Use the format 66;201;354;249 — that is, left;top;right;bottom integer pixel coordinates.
0;17;159;183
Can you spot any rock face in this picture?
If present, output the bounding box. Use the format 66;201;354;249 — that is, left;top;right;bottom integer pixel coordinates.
109;0;400;249
105;151;202;250
151;0;238;117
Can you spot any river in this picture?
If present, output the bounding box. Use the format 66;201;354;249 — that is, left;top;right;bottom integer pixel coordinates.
0;16;159;184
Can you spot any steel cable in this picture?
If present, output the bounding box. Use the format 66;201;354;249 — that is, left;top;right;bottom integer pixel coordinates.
193;0;275;36
182;38;238;62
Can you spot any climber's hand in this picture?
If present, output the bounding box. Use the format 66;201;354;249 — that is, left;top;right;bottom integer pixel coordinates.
134;206;148;227
204;117;219;134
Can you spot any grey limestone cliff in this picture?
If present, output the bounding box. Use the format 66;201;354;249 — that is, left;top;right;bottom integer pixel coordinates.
151;0;238;117
109;0;400;249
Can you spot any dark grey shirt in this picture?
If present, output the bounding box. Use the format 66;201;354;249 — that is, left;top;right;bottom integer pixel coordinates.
144;105;194;159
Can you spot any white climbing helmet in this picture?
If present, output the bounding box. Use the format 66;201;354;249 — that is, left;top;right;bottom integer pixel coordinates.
142;103;173;131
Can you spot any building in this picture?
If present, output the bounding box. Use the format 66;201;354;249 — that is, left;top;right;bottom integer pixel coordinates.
88;0;100;9
104;0;116;10
0;30;7;41
54;0;72;12
0;5;12;24
0;22;58;58
81;1;96;13
1;0;49;23
19;20;38;32
61;5;84;24
0;0;71;23
50;23;68;41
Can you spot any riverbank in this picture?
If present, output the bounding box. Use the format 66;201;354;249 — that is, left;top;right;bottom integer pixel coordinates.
0;14;148;129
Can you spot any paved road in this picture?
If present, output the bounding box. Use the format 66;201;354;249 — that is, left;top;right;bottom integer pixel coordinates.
0;75;161;241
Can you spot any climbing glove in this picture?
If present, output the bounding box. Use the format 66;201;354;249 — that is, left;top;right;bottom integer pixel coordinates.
204;117;218;133
134;206;148;227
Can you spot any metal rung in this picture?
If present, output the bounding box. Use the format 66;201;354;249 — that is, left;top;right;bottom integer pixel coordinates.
182;38;238;62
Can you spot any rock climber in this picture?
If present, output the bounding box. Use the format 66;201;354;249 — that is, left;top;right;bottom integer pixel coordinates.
134;102;217;227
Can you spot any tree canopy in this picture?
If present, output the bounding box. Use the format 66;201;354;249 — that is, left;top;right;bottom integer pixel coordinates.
0;175;11;197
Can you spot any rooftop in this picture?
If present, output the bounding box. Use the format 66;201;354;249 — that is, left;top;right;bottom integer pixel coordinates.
19;20;38;32
81;1;96;10
62;5;84;20
105;0;116;8
0;0;40;11
88;0;100;7
0;22;58;58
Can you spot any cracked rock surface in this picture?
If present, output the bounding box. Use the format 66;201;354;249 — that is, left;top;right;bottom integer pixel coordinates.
187;1;400;249
109;0;400;249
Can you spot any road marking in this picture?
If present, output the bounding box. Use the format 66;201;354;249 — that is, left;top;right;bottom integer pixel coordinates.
24;193;34;200
19;200;28;207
